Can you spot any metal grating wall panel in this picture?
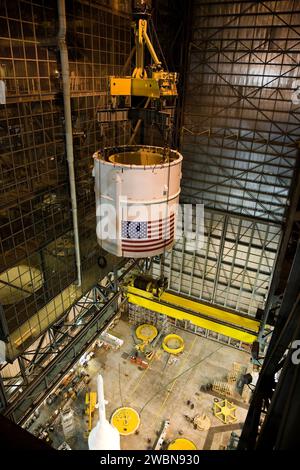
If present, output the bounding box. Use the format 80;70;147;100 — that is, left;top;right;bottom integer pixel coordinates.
152;209;281;316
156;0;300;318
0;0;131;352
181;0;300;223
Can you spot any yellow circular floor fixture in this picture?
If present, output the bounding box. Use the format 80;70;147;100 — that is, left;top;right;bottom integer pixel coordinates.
168;438;197;450
162;334;184;355
135;324;158;343
111;407;140;435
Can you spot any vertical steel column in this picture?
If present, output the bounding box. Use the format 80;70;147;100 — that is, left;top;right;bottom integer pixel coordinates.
259;157;300;340
178;235;186;293
0;304;9;342
239;238;300;449
224;218;242;306
200;214;213;299
235;223;255;311
18;357;28;386
0;376;8;412
256;299;300;449
189;247;197;296
249;224;270;314
57;0;82;286
212;214;228;303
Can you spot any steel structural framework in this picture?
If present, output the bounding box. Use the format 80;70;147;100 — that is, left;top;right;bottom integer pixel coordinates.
0;258;136;424
0;0;133;421
0;0;190;424
152;209;281;316
154;0;300;320
238;239;300;449
181;0;300;223
0;0;131;350
171;0;300;446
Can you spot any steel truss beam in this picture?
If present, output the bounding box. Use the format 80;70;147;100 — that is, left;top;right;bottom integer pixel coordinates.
1;260;136;423
3;289;119;424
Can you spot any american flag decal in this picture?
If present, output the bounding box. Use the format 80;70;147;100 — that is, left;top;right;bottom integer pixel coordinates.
121;214;175;254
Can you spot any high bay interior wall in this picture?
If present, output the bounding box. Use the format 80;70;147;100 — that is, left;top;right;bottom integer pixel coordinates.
152;212;281;316
4;0;298;356
0;0;185;420
1;0;300;422
153;0;300;317
181;0;299;221
0;0;131;358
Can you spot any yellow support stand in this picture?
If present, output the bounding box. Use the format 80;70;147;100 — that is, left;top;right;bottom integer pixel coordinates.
85;391;97;432
213;399;237;424
162;334;184;355
111;407;140;436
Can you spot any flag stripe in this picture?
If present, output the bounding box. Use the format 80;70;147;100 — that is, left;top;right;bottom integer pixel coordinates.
148;224;175;238
122;230;175;248
149;214;175;226
122;239;173;253
149;222;174;229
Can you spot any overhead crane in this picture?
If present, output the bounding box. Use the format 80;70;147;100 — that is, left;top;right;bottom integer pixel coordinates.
125;275;260;346
109;0;178;100
104;0;259;350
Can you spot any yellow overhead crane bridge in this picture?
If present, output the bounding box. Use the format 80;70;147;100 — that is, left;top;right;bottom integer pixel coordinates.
126;281;259;346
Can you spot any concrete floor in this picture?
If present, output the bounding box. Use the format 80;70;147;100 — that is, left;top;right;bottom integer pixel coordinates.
29;316;251;450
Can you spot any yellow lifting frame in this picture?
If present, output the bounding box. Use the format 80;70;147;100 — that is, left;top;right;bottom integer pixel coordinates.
132;19;161;79
109;18;177;98
126;286;259;344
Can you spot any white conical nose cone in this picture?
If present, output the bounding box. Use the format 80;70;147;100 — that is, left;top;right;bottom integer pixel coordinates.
88;420;121;450
88;374;121;450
